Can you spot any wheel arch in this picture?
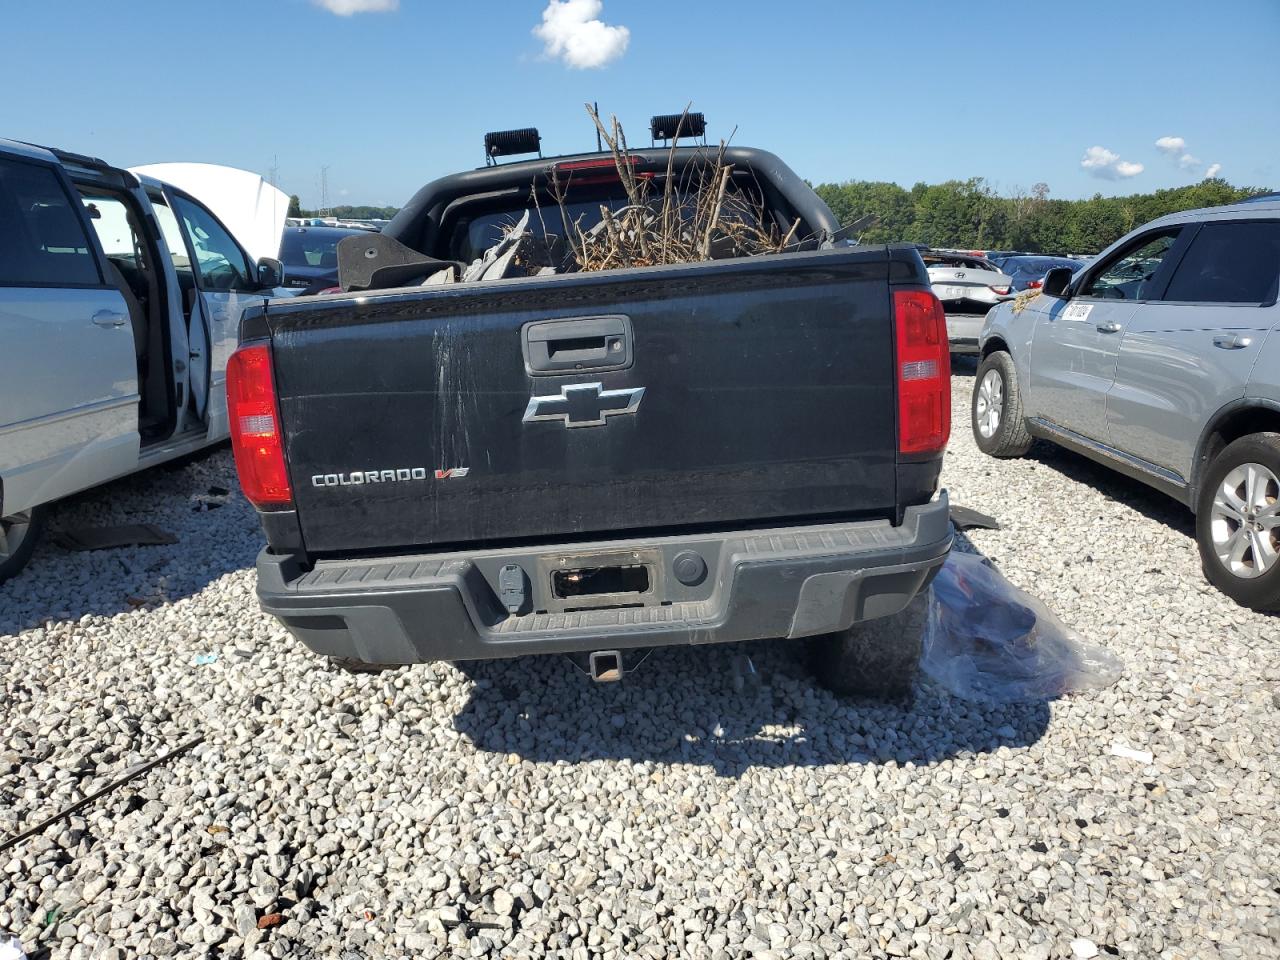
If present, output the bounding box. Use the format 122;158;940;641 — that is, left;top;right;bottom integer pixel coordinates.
979;335;1010;360
1190;398;1280;511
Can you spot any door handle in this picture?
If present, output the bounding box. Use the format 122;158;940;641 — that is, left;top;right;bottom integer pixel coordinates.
1213;334;1252;350
523;315;633;375
1096;321;1122;334
91;310;127;328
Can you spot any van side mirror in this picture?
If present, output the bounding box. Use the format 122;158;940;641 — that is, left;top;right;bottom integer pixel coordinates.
257;257;284;290
1041;266;1074;298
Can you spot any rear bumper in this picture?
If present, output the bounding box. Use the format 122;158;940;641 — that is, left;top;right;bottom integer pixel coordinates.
257;494;952;664
945;313;984;354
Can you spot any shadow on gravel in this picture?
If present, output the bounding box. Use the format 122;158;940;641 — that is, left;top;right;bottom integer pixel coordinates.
949;353;980;378
0;447;256;636
451;640;1051;776
453;528;1055;773
1025;442;1196;538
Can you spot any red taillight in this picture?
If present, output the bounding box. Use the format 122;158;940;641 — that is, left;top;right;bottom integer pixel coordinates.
317;286;343;296
988;285;1012;295
550;156;652;185
894;289;951;456
553;156;640;173
1027;279;1043;289
226;343;292;508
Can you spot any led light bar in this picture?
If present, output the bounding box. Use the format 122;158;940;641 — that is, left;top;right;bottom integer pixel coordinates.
650;112;706;142
484;128;542;162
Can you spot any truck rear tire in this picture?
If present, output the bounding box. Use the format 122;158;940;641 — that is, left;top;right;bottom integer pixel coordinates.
809;594;926;699
1195;432;1280;611
0;506;46;586
972;350;1032;458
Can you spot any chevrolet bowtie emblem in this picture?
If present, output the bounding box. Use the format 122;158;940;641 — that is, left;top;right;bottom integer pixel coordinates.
523;382;645;428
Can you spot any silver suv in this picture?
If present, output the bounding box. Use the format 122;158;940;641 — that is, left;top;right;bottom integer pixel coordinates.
972;201;1280;610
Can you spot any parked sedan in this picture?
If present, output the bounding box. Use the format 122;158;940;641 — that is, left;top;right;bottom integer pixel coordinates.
923;252;1015;353
279;225;366;295
972;200;1280;609
996;255;1084;292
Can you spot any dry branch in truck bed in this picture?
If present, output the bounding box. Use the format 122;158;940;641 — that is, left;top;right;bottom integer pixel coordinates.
461;104;806;282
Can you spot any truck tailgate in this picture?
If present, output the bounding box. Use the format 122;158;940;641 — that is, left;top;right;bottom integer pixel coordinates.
264;248;899;554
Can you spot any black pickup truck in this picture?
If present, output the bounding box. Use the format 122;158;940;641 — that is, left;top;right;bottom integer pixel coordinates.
228;141;953;696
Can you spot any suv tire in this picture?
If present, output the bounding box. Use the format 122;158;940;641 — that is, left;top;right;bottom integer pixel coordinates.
810;594;927;699
0;505;46;586
1196;432;1280;611
972;350;1032;457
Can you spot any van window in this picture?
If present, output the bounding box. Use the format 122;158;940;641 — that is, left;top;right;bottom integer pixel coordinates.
149;194;195;284
0;157;101;286
80;194;146;266
171;194;256;291
1162;221;1280;304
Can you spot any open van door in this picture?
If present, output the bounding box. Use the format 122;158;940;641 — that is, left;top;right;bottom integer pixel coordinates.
152;187;267;435
130;165;286;438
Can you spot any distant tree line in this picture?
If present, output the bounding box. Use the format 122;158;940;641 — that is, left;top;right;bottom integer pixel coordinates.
281;177;1268;252
813;177;1268;254
288;194;399;220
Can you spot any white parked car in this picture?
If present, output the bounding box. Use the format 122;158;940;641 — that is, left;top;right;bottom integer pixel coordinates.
923;251;1015;354
0;139;288;582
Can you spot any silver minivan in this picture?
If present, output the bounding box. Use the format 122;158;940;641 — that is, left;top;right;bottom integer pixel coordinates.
972;200;1280;610
0;140;284;583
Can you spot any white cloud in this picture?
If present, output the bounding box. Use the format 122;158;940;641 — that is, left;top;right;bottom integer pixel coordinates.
311;0;397;15
1157;135;1213;172
1206;162;1222;178
1081;145;1144;180
534;0;630;69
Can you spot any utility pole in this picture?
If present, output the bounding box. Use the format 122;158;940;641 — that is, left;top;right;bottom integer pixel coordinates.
319;165;330;218
267;154;279;188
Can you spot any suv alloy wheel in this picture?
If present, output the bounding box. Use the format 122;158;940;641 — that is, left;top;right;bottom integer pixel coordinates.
971;351;1032;458
1196;433;1280;610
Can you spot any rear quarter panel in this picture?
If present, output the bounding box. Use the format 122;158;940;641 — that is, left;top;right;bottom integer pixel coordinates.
1246;307;1280;403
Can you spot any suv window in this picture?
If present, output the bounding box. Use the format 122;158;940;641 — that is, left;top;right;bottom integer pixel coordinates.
1080;229;1180;300
1162;221;1280;304
171;194;255;291
0;157;101;286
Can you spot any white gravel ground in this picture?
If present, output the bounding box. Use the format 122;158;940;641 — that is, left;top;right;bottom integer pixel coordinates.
2;365;1278;960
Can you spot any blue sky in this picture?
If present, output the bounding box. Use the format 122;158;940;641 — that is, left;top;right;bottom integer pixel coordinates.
3;0;1277;208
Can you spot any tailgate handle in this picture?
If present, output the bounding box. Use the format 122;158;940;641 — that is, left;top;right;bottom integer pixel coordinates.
523;315;633;375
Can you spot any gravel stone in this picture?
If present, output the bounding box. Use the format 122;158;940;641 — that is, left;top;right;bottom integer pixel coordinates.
492;888;516;917
1;371;1278;959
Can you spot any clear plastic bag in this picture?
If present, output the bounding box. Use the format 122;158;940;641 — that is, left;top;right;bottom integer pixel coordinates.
921;551;1122;703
